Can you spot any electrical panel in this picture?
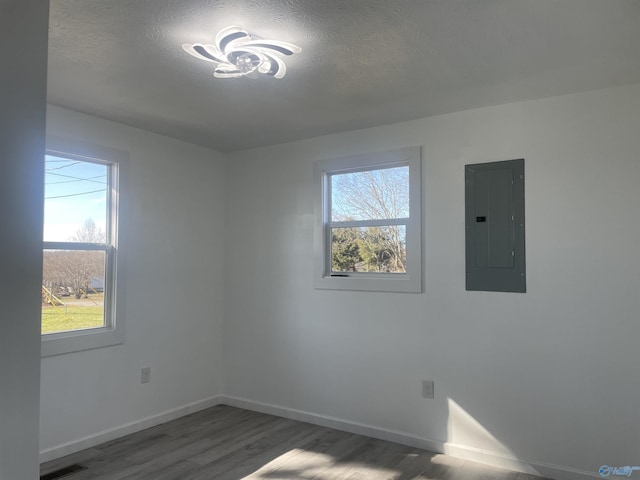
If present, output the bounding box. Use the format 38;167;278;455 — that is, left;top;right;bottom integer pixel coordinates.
465;159;526;293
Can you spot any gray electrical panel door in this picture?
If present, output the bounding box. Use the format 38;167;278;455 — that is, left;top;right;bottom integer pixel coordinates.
465;159;525;293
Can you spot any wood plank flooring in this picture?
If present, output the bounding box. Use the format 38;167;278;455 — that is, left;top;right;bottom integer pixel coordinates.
40;405;546;480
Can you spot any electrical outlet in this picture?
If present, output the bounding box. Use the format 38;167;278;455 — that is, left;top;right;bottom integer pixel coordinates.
141;367;151;384
422;380;434;399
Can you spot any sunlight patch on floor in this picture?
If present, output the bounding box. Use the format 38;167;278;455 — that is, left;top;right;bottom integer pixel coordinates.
244;447;399;479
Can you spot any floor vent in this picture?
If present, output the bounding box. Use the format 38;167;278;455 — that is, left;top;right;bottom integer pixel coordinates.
40;464;87;480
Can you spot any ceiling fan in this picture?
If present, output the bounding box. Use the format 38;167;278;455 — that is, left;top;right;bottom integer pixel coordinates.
183;25;302;79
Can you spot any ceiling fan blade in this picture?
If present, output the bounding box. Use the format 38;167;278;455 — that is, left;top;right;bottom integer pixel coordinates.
263;54;287;79
215;25;249;53
242;40;302;56
182;44;224;63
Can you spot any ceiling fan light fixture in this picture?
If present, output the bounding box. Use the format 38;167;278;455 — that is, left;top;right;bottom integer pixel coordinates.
183;25;301;79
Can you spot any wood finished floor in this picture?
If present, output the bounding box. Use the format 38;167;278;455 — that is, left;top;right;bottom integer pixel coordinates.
41;405;547;480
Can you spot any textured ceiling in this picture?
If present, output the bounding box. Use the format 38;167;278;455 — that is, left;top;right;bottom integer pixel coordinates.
48;0;640;152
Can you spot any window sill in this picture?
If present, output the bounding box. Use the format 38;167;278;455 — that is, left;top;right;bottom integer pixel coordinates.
41;326;124;357
314;274;421;293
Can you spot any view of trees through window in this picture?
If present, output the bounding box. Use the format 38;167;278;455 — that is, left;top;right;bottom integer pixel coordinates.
42;155;109;334
330;166;409;273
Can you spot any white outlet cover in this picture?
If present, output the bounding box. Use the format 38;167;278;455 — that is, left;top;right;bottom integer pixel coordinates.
422;380;434;398
141;367;150;384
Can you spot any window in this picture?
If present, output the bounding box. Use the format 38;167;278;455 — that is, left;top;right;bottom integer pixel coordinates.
314;147;422;292
41;140;124;357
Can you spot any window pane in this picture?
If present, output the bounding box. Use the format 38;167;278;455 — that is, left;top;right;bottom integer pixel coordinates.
44;155;108;243
331;225;406;273
331;166;409;222
42;249;106;334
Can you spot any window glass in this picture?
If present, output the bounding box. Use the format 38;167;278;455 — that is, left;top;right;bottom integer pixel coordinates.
42;249;106;334
44;155;108;243
331;226;406;273
331;166;409;222
42;154;113;336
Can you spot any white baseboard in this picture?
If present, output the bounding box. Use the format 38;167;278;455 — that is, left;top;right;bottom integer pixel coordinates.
39;394;224;464
220;395;599;480
39;393;599;480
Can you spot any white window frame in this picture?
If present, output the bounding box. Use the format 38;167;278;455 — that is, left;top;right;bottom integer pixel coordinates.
313;146;422;293
41;137;125;357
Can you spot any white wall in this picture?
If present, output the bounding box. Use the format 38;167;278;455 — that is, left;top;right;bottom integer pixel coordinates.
224;83;640;478
40;106;227;457
0;1;48;478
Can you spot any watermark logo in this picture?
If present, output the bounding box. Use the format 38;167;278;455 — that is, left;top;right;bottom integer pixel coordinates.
599;466;640;477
